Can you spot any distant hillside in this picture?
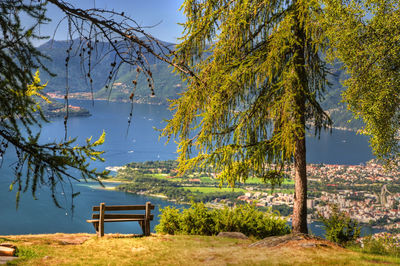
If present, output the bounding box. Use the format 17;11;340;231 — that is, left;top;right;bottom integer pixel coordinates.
37;39;363;130
322;63;364;131
94;61;183;104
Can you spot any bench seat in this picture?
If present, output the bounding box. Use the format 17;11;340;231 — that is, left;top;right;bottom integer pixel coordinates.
87;202;154;237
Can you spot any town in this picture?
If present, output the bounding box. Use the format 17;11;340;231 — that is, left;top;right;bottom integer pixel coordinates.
231;161;400;232
113;159;400;233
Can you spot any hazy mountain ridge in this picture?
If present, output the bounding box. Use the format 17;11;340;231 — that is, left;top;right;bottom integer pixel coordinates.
37;39;363;130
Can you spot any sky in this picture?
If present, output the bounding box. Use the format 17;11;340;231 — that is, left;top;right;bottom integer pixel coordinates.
33;0;185;45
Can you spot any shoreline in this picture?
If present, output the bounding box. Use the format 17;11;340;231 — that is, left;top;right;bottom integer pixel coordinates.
49;97;359;132
46;93;168;106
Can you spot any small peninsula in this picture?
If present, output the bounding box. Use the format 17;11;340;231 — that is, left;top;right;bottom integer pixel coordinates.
39;96;91;118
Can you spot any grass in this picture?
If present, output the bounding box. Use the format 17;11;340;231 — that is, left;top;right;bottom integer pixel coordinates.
182;186;247;193
149;173;170;179
4;233;400;265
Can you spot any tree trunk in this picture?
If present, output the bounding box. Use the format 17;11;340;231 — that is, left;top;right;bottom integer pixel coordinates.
291;0;308;234
292;130;308;234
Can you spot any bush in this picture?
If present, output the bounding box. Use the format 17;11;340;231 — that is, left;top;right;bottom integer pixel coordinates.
179;202;217;235
319;204;361;245
155;202;290;239
155;206;181;235
361;233;400;257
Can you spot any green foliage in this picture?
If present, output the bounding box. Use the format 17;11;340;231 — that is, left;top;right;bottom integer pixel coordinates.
214;204;291;238
179;202;216;235
324;0;400;161
14;247;40;260
155;206;181;235
319;204;361;245
162;0;334;234
360;233;400;257
8;246;42;265
117;176;244;203
156;203;290;239
124;160;179;175
163;0;331;185
271;204;293;217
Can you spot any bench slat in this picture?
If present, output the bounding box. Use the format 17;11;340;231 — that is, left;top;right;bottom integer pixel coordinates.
87;218;148;223
92;213;154;220
92;205;155;211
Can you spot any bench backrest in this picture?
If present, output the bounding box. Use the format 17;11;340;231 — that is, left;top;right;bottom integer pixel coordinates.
92;203;155;221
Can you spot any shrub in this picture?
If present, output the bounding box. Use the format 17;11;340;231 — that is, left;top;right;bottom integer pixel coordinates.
155;206;181;235
155;202;290;238
215;204;290;238
319;204;361;245
361;233;400;257
179;202;217;235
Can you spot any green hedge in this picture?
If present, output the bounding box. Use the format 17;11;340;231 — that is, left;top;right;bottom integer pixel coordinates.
156;202;290;239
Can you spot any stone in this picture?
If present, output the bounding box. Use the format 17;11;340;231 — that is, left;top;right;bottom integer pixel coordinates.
217;232;248;239
301;243;317;248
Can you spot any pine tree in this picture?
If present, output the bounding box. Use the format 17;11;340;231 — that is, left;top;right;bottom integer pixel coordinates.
163;0;331;233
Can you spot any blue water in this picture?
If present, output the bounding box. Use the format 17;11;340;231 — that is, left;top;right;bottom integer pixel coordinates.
0;100;375;235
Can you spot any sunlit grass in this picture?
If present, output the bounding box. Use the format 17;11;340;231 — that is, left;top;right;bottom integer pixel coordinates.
5;234;400;265
148;173;170;179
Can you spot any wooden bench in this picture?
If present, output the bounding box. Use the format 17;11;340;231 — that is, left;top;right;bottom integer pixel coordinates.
86;202;155;237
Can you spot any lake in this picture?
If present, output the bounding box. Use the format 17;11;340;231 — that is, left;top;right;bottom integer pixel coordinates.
0;100;375;235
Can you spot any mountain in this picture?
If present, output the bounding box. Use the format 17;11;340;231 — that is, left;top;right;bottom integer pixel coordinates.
322;63;364;130
37;39;181;100
37;39;363;130
94;61;183;104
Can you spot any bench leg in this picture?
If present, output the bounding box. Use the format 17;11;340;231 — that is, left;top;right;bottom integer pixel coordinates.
93;222;99;233
99;203;105;237
139;221;145;235
145;202;151;236
145;219;150;236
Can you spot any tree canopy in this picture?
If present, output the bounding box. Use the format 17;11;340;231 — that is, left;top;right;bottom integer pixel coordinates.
324;0;400;163
163;0;332;233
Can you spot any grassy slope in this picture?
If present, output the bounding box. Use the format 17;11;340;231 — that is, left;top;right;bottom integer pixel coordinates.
2;233;399;265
